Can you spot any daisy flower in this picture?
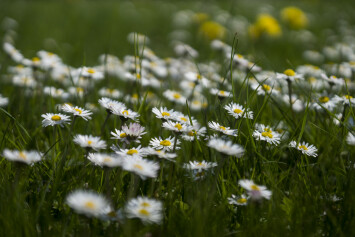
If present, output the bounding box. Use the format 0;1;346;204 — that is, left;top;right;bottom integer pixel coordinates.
183;160;218;171
87;153;122;168
111;107;139;121
289;141;318;157
208;121;238;137
0;94;9;107
210;88;232;98
41;113;71;127
162;120;192;133
61;104;93;121
321;73;345;86
125;197;163;224
252;124;281;145
152;107;176;120
228;194;249;206
79;67;104;80
163;90;186;105
113;145;148;159
275;69;304;82
238;179;272;200
224;103;253;119
251;83;279;96
183;160;218;180
122;157;159;180
170;111;198;126
181;127;207;141
333;95;355;106
12;74;37;88
66;190;112;217
311;95;336;111
98;97;126;113
207;138;244;157
43;86;69;100
98;87;121;98
346;132;355;146
145;148;177;161
2;149;42;165
149;136;181;151
73;134;107;151
111;123;146;143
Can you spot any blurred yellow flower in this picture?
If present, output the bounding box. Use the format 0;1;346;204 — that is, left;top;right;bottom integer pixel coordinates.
194;13;209;24
199;21;226;40
281;6;308;30
249;14;282;39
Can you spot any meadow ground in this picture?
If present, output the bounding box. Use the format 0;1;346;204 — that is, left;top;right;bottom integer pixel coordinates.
0;0;355;236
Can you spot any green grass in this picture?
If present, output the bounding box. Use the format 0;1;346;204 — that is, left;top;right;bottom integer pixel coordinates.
0;0;355;236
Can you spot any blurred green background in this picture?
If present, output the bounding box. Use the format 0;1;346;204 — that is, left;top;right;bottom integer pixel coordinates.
1;0;355;70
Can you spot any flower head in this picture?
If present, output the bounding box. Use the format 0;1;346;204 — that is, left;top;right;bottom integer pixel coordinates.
41;113;71;127
2;149;42;165
73;134;107;151
87;153;122;167
289;141;318;157
149;136;180;151
61;104;92;121
238;179;272;200
122;157;159;180
66;190;112;217
207;138;244;157
224;103;253;119
125;197;163;224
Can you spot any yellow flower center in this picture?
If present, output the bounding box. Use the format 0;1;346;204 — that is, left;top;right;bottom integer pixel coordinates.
87;68;95;74
220;90;225;95
188;131;195;136
180;117;188;122
87;140;93;145
161;112;170;117
84;201;96;209
238;198;247;204
219;126;226;130
160;140;171;146
237;54;244;59
298;145;308;150
51;115;61;121
174;123;183;130
283;69;295;76
134;164;143;170
264;128;271;132
345;95;353;99
197;74;202;80
173;93;181;99
233;109;243;114
251;185;260;191
74;108;82;114
132;93;139;99
136;73;141;79
319;96;329;103
138;208;149;216
120;133;127;138
76;87;84;93
261;131;273;138
103;157;112;162
122;110;129;115
32;57;40;62
262;84;271;91
330;75;337;80
127;149;138;155
141;202;151;207
19;152;27;160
